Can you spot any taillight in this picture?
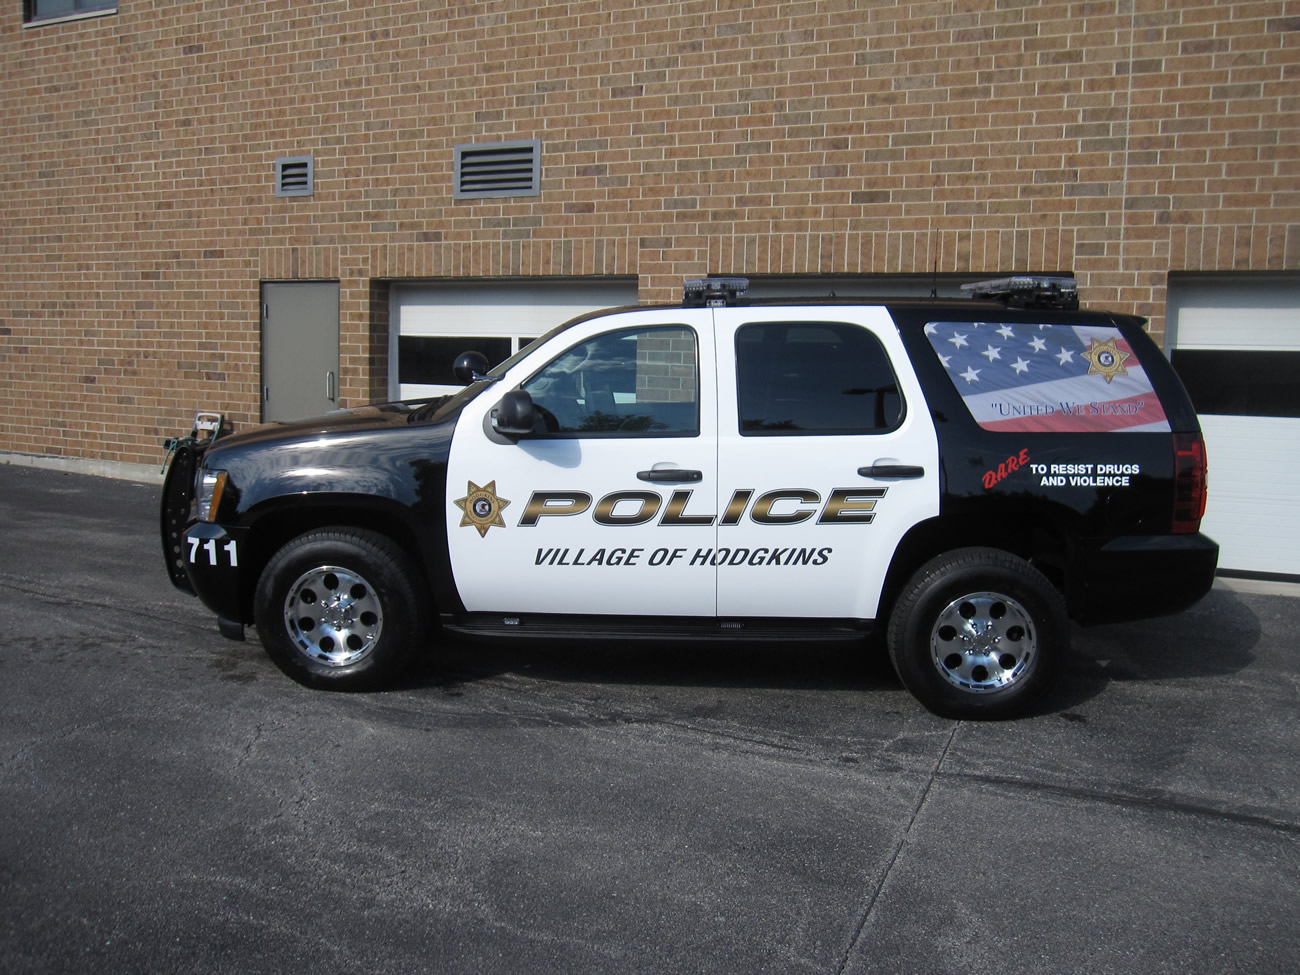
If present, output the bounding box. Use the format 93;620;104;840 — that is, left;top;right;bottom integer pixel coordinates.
1172;432;1207;534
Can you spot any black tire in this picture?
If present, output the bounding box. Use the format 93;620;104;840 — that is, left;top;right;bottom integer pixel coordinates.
254;528;427;690
887;547;1066;719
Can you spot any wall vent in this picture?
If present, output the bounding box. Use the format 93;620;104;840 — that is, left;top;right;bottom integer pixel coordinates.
274;156;314;197
453;139;541;199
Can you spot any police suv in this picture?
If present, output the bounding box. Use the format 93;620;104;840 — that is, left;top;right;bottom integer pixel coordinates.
161;277;1218;718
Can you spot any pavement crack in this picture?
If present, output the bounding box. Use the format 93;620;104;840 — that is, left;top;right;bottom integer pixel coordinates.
835;721;960;974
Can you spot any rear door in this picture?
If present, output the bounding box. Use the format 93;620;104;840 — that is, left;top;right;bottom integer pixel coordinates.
711;306;940;620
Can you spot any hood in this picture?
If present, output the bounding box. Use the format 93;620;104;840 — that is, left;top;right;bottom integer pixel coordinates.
208;399;450;453
199;398;460;517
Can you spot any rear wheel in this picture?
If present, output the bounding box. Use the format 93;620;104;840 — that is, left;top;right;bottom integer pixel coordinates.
887;548;1066;719
254;528;426;689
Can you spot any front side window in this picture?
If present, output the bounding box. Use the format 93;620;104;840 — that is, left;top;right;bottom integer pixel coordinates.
522;326;698;437
736;322;903;435
24;0;115;24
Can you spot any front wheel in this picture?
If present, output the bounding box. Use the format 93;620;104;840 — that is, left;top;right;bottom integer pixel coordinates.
254;528;427;689
887;548;1066;719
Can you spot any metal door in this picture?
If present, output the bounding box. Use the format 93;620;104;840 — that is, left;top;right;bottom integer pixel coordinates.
261;281;340;421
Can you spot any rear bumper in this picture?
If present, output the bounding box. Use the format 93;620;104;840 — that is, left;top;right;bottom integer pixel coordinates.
1068;532;1219;625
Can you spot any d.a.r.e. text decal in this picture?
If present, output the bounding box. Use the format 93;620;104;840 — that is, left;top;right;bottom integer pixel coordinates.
1030;462;1141;488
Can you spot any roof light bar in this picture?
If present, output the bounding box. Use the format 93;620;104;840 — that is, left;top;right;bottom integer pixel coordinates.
684;276;750;307
961;275;1079;310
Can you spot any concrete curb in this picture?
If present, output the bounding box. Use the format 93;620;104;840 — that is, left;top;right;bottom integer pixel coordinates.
0;450;164;485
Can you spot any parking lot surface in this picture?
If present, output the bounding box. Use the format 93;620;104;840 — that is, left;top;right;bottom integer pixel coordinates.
1;463;1296;974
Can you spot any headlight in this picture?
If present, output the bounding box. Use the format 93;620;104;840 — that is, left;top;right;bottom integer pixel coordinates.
196;470;229;523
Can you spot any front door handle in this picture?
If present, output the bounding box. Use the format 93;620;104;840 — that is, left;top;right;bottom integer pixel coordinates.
637;469;703;483
858;464;925;479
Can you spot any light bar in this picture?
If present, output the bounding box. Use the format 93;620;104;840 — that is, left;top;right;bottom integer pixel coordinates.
683;276;750;307
961;275;1079;310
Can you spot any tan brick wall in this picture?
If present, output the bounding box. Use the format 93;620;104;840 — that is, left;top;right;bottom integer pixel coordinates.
2;0;1297;466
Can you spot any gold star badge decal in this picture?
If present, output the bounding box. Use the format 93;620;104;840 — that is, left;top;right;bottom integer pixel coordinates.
1082;337;1130;384
453;480;510;537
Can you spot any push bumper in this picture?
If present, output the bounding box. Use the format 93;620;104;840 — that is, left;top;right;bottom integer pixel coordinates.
1068;532;1219;625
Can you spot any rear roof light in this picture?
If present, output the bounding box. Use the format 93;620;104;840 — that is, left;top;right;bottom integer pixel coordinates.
1172;432;1208;534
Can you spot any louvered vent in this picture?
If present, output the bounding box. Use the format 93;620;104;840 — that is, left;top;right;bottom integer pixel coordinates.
453;139;541;199
274;156;314;198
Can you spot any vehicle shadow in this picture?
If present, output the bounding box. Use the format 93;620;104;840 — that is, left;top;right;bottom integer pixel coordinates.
394;585;1262;716
1036;585;1262;715
399;634;896;696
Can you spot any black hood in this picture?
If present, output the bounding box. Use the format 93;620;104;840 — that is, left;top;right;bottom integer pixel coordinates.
209;399;450;453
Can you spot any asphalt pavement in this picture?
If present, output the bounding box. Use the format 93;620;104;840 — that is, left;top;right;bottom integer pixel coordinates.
1;462;1296;974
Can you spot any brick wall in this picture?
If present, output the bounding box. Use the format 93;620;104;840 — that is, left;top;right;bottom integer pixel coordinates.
1;0;1297;467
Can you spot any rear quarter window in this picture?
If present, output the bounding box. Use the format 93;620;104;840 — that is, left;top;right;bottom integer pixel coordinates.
924;321;1171;433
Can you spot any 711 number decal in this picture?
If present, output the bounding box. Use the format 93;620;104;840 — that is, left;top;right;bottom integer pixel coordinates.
188;536;238;567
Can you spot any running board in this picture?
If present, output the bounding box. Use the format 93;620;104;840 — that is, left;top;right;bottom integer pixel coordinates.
441;613;872;646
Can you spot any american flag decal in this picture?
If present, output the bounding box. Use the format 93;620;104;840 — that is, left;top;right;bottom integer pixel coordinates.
924;321;1170;433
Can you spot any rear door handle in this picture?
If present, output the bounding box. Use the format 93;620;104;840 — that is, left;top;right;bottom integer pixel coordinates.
637;469;703;483
858;464;925;479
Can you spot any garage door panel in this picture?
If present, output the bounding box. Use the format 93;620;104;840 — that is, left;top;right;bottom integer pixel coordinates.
392;278;638;399
1170;349;1300;418
1196;406;1300;577
1172;310;1300;350
1168;274;1300;579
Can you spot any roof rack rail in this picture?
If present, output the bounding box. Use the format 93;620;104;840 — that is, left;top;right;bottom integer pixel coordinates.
683;276;749;307
961;275;1079;310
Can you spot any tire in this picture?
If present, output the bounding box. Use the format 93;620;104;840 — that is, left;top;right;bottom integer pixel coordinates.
254;528;426;690
887;547;1066;719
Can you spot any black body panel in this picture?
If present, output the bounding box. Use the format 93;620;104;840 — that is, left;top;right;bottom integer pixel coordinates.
170;392;482;622
887;304;1217;623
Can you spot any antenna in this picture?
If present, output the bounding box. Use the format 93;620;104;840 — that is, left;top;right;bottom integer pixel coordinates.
930;260;939;298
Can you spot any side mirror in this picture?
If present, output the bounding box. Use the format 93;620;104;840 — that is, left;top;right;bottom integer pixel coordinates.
452;351;491;385
491;389;536;438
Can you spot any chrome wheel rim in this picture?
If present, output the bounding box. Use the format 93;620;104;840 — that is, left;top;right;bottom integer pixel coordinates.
282;565;383;667
929;591;1036;693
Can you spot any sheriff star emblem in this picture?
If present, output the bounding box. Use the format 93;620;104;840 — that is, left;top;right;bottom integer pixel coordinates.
1082;337;1130;384
453;480;510;537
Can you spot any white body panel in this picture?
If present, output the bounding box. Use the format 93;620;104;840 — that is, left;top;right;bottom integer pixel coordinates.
712;306;940;619
446;308;719;616
445;303;942;621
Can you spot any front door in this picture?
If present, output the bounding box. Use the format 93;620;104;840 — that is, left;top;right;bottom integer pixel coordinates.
261;281;340;421
446;308;719;617
711;306;940;621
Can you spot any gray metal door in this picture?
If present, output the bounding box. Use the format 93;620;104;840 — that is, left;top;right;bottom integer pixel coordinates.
261;281;340;421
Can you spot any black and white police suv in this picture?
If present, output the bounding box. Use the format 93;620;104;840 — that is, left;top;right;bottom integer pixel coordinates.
161;276;1218;718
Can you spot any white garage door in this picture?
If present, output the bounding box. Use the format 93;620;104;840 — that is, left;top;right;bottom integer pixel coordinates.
1167;274;1300;579
391;278;639;399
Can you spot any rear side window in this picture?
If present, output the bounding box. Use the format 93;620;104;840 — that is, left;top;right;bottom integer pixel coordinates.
924;321;1171;433
736;322;903;436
